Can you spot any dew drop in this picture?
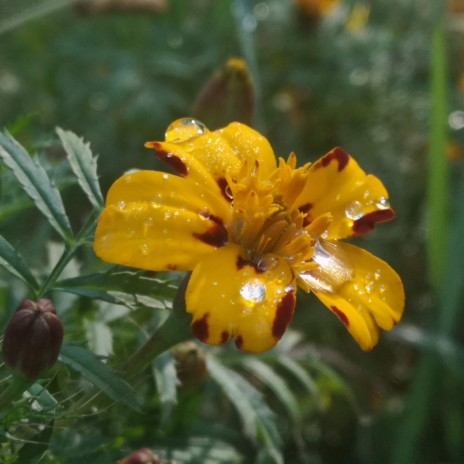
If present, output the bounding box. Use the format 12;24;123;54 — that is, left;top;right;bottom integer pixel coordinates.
375;197;390;209
374;270;382;280
140;243;150;255
165;118;207;143
299;239;354;294
345;201;364;220
240;280;266;304
116;201;126;210
257;255;279;272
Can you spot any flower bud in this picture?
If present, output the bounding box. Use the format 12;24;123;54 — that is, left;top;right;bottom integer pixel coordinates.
2;299;63;380
173;341;207;389
192;58;255;129
119;448;160;464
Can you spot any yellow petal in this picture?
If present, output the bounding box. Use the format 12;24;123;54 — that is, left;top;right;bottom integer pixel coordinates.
94;171;230;271
145;121;277;200
308;242;405;351
296;148;395;239
186;244;296;353
217;122;277;176
145;135;240;198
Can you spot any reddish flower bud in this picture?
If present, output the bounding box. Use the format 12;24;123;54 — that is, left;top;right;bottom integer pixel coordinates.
119;448;160;464
2;299;63;380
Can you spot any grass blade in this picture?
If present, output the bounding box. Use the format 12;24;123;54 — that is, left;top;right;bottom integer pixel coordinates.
56;128;104;209
0;130;73;241
426;23;449;289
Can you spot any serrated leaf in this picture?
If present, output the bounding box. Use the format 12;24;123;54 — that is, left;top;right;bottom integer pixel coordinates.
207;354;283;464
153;351;179;425
276;355;320;400
55;270;176;310
241;357;300;422
59;341;140;411
0;233;39;291
56;128;104;209
0;130;73;241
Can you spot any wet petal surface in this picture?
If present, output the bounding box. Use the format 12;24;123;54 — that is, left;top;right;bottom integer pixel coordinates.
94;171;230;271
296;148;394;239
186;244;296;353
310;242;405;351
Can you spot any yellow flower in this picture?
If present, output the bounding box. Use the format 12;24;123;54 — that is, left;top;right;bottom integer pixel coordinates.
94;119;405;353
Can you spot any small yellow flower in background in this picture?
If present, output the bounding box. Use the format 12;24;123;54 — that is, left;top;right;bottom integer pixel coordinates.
293;0;340;17
94;119;404;353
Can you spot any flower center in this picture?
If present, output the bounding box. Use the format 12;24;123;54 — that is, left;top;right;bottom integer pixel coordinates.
227;157;317;273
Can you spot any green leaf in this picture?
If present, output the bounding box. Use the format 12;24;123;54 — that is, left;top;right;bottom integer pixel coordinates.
0;233;39;291
153;351;179;425
16;420;54;464
426;23;449;289
0;130;73;241
241;357;300;422
55;270;176;311
56;128;104;209
276;355;320;403
207;354;283;464
59;341;141;411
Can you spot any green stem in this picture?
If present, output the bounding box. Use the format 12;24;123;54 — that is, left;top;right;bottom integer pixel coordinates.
122;275;192;380
0;374;34;412
36;210;100;299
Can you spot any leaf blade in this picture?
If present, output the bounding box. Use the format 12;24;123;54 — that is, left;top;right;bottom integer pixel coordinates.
0;233;40;291
59;341;141;411
56;128;104;209
207;354;283;464
0;130;73;241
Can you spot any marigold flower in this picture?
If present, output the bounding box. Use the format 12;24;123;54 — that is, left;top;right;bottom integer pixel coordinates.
94;119;405;353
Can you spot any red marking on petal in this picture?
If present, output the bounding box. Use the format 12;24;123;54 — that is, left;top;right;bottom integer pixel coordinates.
299;203;313;226
315;147;350;172
193;213;228;247
152;143;188;176
272;289;296;339
331;305;349;327
191;313;209;342
235;335;244;349
221;331;230;343
236;256;266;274
352;209;395;236
217;177;232;203
166;264;178;271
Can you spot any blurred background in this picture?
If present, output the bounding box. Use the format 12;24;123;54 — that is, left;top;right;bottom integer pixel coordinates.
1;0;463;463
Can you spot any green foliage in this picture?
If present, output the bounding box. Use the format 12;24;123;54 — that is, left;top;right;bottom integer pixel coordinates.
0;0;462;462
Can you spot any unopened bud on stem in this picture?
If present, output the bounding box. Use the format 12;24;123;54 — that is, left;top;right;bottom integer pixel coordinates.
2;299;63;380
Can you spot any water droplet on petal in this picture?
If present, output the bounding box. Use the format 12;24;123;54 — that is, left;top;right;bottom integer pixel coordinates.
165;118;207;143
375;197;390;209
240;280;267;304
140;243;150;255
299;239;354;294
257;255;279;272
345;201;364;220
116;201;126;210
374;270;382;280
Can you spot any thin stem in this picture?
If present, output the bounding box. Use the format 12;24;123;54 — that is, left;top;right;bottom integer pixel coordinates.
121;275;192;380
36;210;100;299
0;374;33;412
